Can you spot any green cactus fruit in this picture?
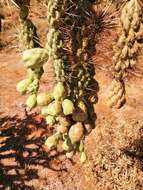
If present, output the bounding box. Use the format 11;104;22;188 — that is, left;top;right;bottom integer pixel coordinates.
53;82;66;101
37;92;53;106
41;101;62;116
62;99;75;115
23;48;48;69
45;115;56;125
25;94;37;109
63;133;68;141
28;68;44;80
45;133;59;150
16;79;31;94
69;122;84;144
66;151;74;159
57;125;68;134
72;101;88;122
27;79;39;93
62;139;72;152
58;116;71;127
79;140;84;152
80;152;86;163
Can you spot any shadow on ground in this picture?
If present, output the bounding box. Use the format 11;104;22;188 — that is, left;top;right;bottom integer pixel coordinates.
0;113;69;190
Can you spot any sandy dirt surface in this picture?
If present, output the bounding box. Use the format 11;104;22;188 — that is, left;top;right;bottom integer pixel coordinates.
0;1;143;190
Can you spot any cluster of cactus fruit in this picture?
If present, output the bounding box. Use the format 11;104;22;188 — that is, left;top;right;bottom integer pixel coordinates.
16;0;48;110
16;0;92;162
15;0;143;162
107;0;143;108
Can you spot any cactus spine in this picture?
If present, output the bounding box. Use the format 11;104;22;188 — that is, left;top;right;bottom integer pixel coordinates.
108;0;143;108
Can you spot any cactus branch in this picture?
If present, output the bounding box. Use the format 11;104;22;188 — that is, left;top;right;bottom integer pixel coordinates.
108;0;143;108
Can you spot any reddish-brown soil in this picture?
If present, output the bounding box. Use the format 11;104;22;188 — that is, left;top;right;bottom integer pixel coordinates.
0;1;143;190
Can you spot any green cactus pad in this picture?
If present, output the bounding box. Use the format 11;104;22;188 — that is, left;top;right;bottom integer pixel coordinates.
28;68;44;80
20;6;29;19
79;140;84;152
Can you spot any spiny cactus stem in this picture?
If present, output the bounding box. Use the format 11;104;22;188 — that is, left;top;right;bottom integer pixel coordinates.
46;0;66;83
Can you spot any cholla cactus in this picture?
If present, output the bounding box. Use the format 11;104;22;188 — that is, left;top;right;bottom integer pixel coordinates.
62;0;95;162
108;0;143;108
43;0;73;152
13;0;39;50
46;0;65;82
42;0;96;163
15;0;137;163
15;0;48;110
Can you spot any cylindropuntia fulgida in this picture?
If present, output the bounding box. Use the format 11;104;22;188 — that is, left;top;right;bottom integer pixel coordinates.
43;0;96;163
15;0;39;50
107;0;143;108
43;0;76;153
61;0;96;162
45;0;65;82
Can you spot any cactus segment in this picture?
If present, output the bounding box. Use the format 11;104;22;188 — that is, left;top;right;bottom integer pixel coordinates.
46;0;65;82
23;48;48;69
16;0;44;111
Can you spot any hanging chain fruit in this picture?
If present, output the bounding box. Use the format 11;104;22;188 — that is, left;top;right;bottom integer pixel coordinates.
16;0;49;110
43;0;96;163
15;0;39;50
107;0;143;108
43;0;76;156
15;0;97;163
